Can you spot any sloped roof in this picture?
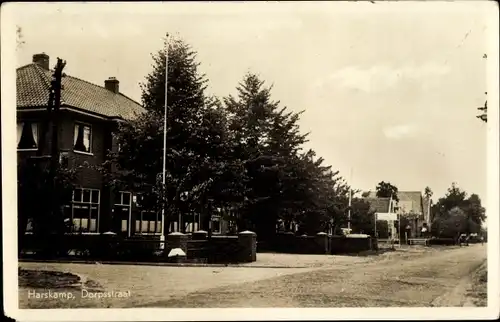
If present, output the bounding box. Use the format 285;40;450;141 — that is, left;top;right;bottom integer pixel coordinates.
365;190;423;214
364;197;391;213
17;63;145;120
398;191;423;214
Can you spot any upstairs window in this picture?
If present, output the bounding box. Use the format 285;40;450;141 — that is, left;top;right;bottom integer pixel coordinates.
17;122;39;150
74;123;91;153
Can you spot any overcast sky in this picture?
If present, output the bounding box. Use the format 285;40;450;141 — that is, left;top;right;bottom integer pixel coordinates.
10;2;494;203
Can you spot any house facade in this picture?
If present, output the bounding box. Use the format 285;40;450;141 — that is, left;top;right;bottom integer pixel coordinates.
17;53;220;237
364;190;431;238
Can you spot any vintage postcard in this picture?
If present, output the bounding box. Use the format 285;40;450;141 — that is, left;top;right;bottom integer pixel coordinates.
2;1;499;321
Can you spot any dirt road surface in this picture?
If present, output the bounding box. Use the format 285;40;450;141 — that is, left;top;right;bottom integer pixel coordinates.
144;245;487;308
19;244;486;308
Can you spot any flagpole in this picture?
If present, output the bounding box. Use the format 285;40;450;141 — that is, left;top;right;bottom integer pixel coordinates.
161;34;169;241
388;193;393;244
347;168;353;231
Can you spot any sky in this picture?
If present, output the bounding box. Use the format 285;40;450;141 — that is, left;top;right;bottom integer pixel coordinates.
9;1;494;204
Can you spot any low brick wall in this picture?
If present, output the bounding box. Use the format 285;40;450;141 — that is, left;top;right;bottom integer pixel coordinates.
329;236;377;254
186;231;257;263
20;231;257;264
257;233;326;254
428;238;456;245
257;233;375;255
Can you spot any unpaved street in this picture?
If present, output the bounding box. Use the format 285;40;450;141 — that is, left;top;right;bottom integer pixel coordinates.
142;245;487;307
19;245;486;308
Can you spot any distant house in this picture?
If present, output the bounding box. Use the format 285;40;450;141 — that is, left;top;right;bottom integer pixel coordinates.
363;197;396;238
363;191;430;238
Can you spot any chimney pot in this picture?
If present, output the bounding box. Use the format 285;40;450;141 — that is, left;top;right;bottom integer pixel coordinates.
104;77;119;94
33;53;50;70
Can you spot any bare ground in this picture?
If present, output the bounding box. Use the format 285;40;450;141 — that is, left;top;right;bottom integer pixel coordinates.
141;245;487;308
18;244;486;308
465;261;488;307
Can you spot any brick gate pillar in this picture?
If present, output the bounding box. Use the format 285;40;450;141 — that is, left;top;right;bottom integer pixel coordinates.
238;231;257;262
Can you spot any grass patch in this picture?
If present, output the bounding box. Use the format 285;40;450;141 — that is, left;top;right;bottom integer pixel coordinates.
467;262;487;306
19;268;81;289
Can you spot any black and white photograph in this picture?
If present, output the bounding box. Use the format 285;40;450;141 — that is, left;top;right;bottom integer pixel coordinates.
2;1;499;321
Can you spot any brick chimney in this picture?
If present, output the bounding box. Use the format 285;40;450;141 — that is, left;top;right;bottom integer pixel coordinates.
32;53;49;70
104;77;119;94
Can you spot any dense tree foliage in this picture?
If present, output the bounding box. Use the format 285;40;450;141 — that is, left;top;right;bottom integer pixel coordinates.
431;183;486;238
102;37;238;232
375;181;399;202
101;37;375;238
18;159;77;254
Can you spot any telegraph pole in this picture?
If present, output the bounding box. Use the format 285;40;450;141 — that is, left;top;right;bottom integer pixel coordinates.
49;58;66;234
477;92;487;123
50;58;66;176
477;54;487;123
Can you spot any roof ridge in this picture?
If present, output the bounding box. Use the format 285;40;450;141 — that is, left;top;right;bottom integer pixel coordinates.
118;92;142;107
65;73;142;108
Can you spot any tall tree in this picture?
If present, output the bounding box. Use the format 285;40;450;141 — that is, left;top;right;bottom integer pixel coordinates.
375;181;399;202
424;186;433;199
424;186;433;223
431;183;485;237
224;73;310;238
103;36;230;232
432;207;479;239
463;193;486;228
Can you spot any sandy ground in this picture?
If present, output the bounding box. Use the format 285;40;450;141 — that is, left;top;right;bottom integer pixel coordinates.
18;244;486;308
143;245;487;308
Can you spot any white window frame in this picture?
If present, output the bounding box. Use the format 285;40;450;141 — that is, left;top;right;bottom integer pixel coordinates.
211;215;221;235
73;122;93;155
114;191;132;237
135;210;162;235
183;213;201;233
17;121;39;151
67;188;100;234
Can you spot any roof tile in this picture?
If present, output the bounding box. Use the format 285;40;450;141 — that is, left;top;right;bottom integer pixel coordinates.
17;63;145;120
365;191;423;214
364;197;391;213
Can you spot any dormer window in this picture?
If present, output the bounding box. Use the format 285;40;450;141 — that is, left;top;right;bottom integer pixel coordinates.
17;122;39;151
74;123;91;153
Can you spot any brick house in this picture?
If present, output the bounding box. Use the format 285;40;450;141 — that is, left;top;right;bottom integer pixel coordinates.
18;53;164;237
18;53;233;238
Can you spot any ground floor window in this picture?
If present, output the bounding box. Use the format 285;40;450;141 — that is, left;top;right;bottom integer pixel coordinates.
183;213;200;233
65;188;100;233
135;210;161;234
169;221;179;233
211;215;221;234
114;191;132;235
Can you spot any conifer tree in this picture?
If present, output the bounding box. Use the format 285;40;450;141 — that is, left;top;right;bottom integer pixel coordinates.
105;36;231;232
